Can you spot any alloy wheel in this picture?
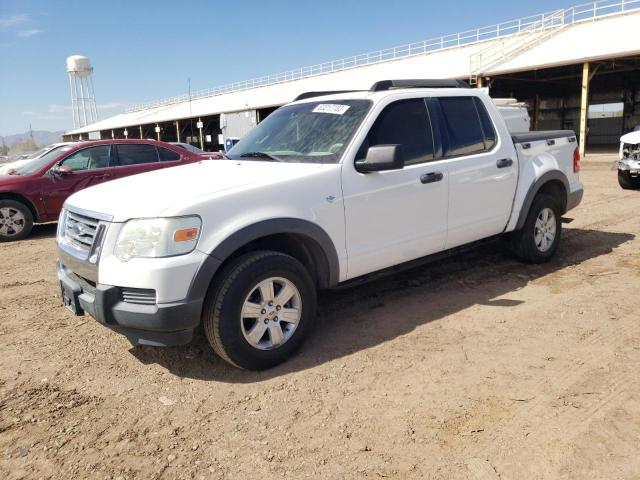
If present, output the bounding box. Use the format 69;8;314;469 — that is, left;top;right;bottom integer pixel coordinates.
240;276;302;350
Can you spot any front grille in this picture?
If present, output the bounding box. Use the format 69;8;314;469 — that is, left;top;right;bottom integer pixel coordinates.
65;210;101;253
120;287;157;305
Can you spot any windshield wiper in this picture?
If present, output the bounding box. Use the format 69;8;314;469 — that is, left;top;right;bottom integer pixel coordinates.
238;151;282;162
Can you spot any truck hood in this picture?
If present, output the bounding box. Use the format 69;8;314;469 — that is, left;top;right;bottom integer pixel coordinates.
65;160;331;222
620;131;640;145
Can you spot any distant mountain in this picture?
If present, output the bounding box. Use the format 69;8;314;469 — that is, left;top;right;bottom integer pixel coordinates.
2;130;65;148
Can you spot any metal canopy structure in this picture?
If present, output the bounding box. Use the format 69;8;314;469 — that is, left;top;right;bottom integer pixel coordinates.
65;0;640;154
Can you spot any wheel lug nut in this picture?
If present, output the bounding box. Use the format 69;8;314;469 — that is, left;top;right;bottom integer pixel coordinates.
268;301;274;306
263;319;269;324
276;305;281;311
274;316;278;322
261;309;266;314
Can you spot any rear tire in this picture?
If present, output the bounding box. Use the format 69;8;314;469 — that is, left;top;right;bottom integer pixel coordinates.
202;251;317;370
0;200;33;242
618;171;640;190
509;193;562;264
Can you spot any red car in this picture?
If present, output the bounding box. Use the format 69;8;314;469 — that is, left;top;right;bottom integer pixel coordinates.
0;139;206;242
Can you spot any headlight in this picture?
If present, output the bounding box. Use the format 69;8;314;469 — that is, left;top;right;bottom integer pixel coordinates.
114;216;201;262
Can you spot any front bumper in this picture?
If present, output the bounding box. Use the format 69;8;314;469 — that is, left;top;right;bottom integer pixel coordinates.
616;158;640;174
57;260;202;346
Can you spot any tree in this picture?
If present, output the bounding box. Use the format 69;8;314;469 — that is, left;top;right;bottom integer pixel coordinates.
9;139;39;156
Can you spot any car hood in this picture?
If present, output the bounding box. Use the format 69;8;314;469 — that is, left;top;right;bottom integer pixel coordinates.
620;131;640;145
0;173;26;188
65;160;332;222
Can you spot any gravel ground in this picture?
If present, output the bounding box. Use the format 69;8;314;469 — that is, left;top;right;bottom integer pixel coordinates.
0;156;639;480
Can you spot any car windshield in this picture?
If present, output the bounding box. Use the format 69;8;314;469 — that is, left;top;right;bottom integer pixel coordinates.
227;99;372;164
12;146;73;175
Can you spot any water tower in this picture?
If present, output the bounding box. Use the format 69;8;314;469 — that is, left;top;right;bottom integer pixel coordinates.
66;55;98;128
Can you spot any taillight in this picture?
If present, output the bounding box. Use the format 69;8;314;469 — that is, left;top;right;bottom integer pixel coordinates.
573;147;581;173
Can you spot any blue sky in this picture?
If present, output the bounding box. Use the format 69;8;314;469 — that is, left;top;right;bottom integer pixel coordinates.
0;0;575;136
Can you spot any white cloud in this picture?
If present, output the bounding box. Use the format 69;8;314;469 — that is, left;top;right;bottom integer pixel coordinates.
97;102;124;110
0;14;29;29
48;104;71;113
22;110;36;116
17;28;43;38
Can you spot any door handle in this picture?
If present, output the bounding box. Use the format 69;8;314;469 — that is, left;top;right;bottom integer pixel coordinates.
496;158;513;168
420;171;443;184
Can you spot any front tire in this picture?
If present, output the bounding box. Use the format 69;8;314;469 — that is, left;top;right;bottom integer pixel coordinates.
509;193;562;264
0;200;33;242
203;251;317;370
618;171;640;190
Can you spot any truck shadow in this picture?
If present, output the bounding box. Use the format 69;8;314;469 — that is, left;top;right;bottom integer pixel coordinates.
129;228;634;382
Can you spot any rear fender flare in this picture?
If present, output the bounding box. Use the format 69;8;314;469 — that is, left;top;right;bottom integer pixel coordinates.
515;171;569;230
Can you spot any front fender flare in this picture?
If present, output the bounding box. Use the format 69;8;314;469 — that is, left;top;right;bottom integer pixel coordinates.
187;218;340;304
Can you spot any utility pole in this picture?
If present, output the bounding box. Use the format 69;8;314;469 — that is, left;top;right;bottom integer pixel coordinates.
188;77;194;145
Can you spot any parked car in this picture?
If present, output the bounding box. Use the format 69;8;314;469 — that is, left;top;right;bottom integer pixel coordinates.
0;139;205;241
0;143;72;175
616;130;640;189
57;79;583;370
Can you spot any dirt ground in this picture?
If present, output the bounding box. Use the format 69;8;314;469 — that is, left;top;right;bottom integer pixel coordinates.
1;156;639;480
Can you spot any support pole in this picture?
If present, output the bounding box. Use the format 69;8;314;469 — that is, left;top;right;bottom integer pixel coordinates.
139;125;143;139
198;118;204;150
579;62;589;158
156;124;161;141
175;121;180;143
476;76;483;88
533;94;540;131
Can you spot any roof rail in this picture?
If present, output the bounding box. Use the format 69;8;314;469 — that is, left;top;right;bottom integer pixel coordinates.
370;79;469;91
293;90;365;101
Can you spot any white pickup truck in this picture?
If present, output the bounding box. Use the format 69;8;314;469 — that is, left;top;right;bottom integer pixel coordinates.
57;79;583;370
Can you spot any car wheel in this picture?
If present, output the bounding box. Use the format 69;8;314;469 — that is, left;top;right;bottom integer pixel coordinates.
618;171;640;190
509;193;562;264
0;200;33;242
203;250;317;370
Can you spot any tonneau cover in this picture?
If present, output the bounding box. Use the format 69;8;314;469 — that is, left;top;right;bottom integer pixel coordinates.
512;130;576;144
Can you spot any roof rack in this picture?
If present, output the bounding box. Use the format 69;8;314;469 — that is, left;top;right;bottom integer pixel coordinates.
370;79;469;91
293;90;365;101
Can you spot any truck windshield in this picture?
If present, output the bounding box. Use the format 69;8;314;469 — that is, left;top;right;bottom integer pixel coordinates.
12;146;73;175
227;99;372;164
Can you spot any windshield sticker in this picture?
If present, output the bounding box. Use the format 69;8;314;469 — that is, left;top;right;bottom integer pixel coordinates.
312;104;350;115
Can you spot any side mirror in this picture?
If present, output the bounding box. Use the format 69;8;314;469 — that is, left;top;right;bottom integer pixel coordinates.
355;145;404;173
51;164;72;176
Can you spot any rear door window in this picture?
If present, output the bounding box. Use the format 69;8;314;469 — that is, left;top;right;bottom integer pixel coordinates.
473;97;497;150
359;98;434;165
116;144;159;166
437;97;491;157
158;147;181;162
